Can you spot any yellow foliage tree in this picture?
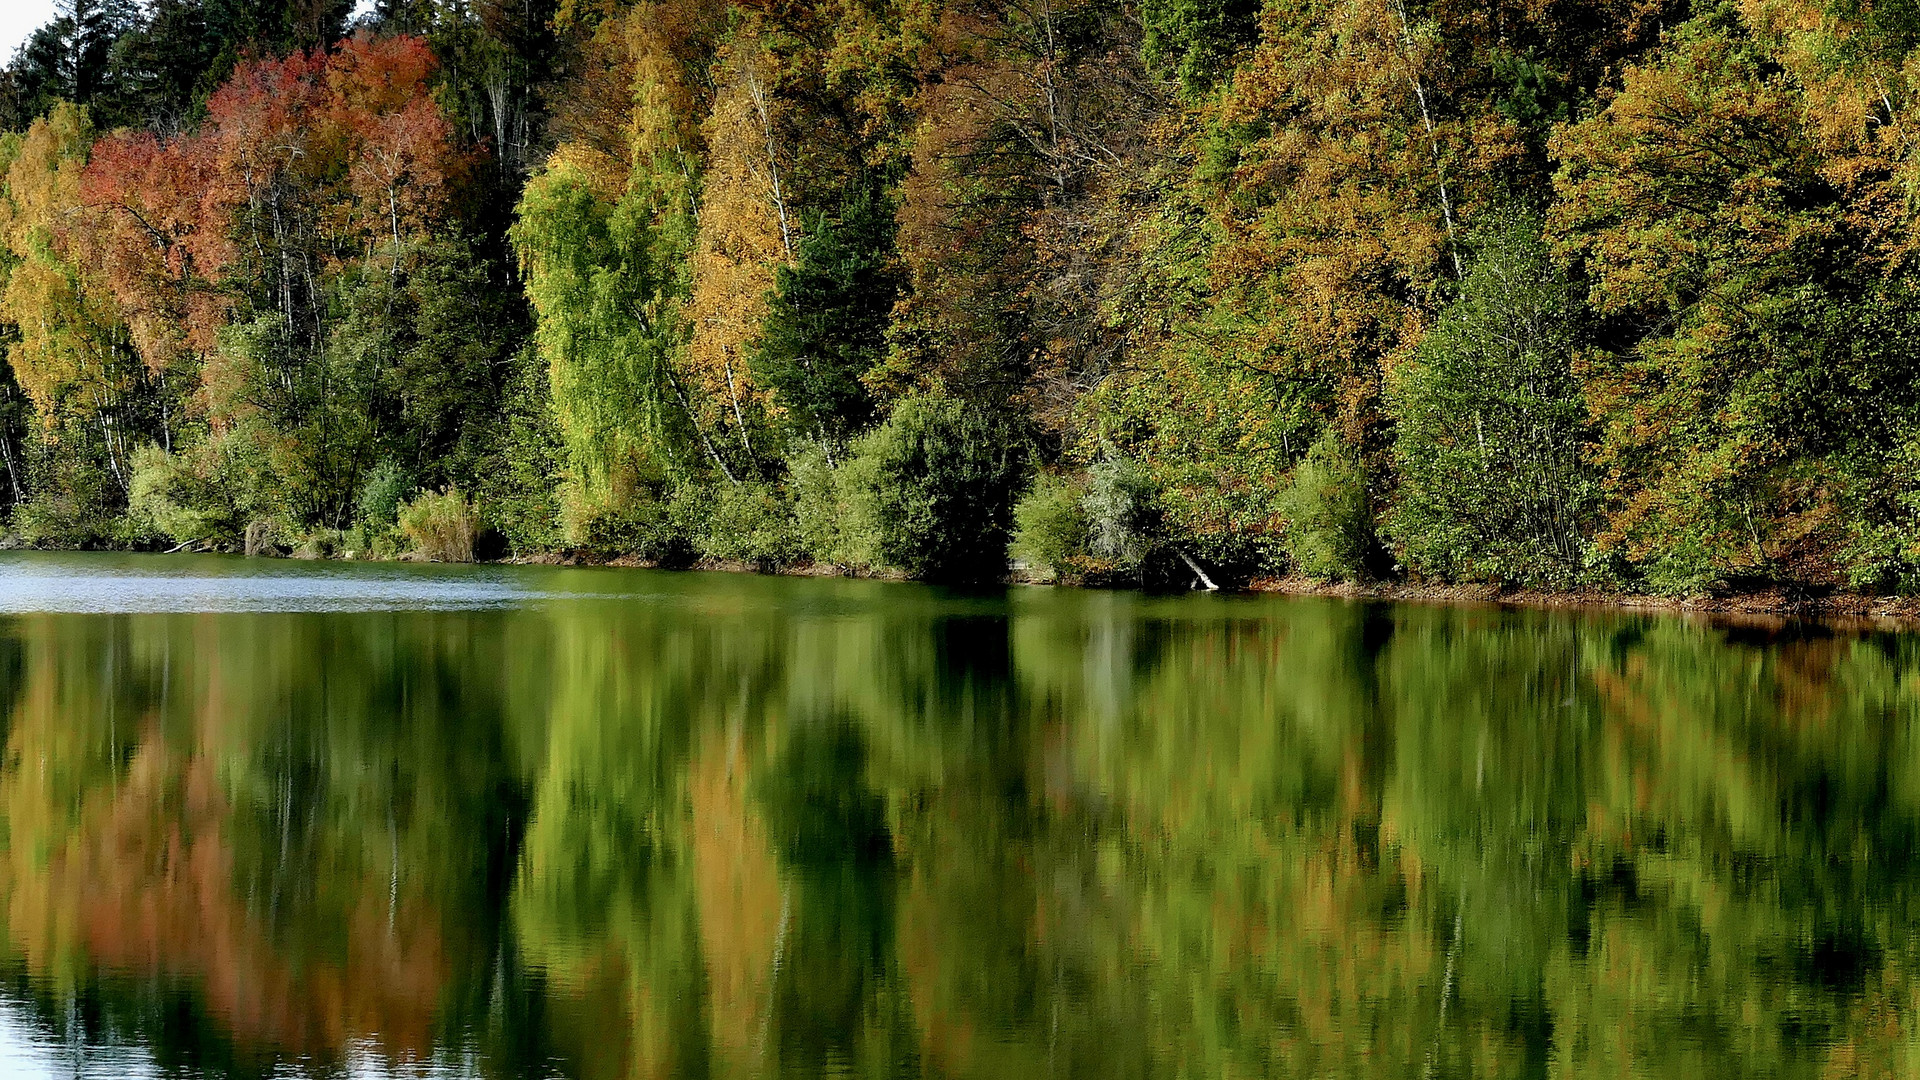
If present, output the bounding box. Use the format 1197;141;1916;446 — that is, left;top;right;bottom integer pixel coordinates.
684;23;792;472
0;103;140;490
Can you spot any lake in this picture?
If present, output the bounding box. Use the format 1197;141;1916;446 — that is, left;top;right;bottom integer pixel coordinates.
0;552;1914;1078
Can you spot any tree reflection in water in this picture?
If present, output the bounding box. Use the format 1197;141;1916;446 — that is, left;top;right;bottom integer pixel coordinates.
0;563;1916;1078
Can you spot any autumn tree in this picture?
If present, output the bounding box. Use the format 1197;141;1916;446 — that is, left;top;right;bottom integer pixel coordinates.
0;105;144;488
76;129;235;381
682;21;789;478
1551;9;1920;591
54;34;481;535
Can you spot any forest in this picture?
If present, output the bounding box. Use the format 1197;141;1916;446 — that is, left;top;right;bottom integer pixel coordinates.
0;0;1916;595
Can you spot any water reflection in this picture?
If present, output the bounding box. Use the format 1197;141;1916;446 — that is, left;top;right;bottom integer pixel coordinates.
0;555;1918;1077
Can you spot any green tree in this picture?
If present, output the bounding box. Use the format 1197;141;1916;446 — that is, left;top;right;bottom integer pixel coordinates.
1140;0;1262;94
511;155;700;513
1282;432;1369;581
1387;212;1595;585
753;188;903;447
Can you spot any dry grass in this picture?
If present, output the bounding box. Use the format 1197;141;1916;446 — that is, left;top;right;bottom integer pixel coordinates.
398;488;479;562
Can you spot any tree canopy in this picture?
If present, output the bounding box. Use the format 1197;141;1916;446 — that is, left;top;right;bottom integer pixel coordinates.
0;0;1914;592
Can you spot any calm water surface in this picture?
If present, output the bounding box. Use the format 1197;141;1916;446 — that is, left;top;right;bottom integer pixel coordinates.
0;551;1915;1078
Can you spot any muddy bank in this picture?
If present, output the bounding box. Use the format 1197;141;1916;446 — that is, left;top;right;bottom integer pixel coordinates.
1243;576;1920;630
507;549;1920;628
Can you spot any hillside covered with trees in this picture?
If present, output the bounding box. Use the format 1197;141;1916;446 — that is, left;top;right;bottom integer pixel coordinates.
0;0;1915;595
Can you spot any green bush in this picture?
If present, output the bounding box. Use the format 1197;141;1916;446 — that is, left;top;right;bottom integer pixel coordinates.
129;444;245;550
15;486;117;548
355;460;412;533
1011;473;1089;581
571;492;695;565
789;443;857;566
840;394;1027;581
398;487;480;562
1832;427;1920;594
690;481;803;567
1148;461;1289;582
476;347;566;556
291;528;349;560
1281;433;1370;581
14;423;129;549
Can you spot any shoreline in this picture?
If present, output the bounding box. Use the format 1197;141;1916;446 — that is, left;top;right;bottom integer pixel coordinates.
1242;576;1920;630
16;544;1920;629
509;550;1920;629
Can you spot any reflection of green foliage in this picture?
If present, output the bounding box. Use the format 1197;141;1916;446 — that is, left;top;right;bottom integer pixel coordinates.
760;723;890;868
5;558;1920;1077
759;722;915;1076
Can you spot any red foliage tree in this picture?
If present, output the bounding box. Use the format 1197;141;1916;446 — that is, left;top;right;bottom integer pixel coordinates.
75;34;468;381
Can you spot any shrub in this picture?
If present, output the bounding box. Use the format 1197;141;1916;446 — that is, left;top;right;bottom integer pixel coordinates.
1083;454;1160;571
129;444;245;549
398;487;480;562
789;443;857;566
1153;464;1288;582
355;460;412;533
15;485;117;549
570;491;695;565
1281;433;1370;581
1011;473;1089;581
691;481;803;567
291;529;348;560
15;424;127;549
476;348;566;556
1816;419;1920;595
840;394;1027;581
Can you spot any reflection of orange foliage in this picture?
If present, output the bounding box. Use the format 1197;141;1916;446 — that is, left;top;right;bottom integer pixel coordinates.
896;855;986;1076
688;729;783;1071
4;726;451;1064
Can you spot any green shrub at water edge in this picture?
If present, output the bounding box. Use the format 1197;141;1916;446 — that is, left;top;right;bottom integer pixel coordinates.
1281;433;1370;581
355;460;412;534
840;394;1027;581
571;491;695;565
1011;473;1090;581
15;421;138;549
129;444;245;550
789;443;859;567
1083;454;1161;573
690;481;804;567
476;347;567;557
